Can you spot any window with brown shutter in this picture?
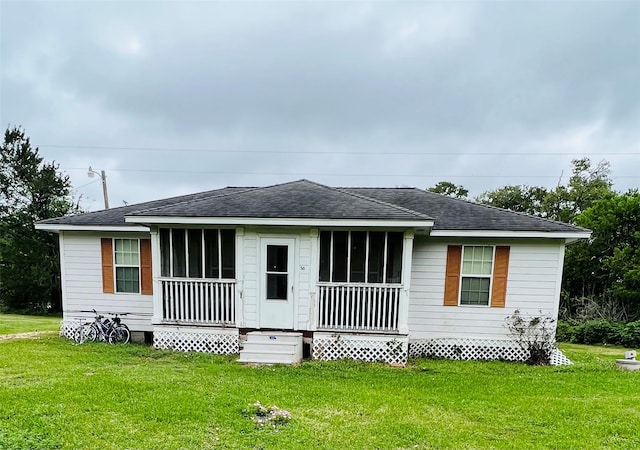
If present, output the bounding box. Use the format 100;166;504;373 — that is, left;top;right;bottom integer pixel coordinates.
443;244;510;307
100;237;153;295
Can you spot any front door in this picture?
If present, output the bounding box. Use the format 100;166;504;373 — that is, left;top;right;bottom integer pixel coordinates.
259;238;295;329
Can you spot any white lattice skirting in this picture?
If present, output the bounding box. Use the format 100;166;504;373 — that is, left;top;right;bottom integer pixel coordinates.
153;326;239;354
312;332;409;365
60;319;86;339
409;338;572;366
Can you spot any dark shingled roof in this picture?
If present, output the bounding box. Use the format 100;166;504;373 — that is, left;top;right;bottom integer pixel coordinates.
38;187;250;226
129;180;430;220
342;187;587;232
39;179;588;233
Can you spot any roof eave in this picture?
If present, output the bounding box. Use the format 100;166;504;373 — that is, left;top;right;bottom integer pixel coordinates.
125;215;435;228
429;230;592;240
35;223;151;233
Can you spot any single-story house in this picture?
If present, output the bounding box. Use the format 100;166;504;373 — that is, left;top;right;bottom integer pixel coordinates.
36;180;589;364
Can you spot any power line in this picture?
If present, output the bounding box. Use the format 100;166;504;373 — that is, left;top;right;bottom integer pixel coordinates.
63;167;640;179
39;144;638;157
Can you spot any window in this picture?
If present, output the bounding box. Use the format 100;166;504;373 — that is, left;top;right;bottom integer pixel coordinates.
266;245;288;300
459;246;494;306
160;228;236;279
114;239;140;293
319;231;403;284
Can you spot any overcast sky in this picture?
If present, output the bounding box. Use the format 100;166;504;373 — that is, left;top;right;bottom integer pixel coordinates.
1;1;638;211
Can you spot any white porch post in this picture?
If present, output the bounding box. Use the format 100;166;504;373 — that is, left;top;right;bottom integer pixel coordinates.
309;228;319;331
150;228;163;324
235;227;245;327
398;230;415;334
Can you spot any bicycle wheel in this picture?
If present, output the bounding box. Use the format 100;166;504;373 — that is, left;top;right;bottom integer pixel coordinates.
75;323;97;343
108;324;130;344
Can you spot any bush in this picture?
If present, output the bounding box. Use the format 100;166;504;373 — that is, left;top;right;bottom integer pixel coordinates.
571;320;622;345
555;321;575;342
506;310;556;365
618;322;640;348
560;319;640;348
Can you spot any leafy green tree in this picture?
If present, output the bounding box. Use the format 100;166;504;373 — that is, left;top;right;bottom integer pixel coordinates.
428;181;469;199
0;126;78;312
564;191;640;320
475;185;548;216
542;158;614;223
476;158;614;223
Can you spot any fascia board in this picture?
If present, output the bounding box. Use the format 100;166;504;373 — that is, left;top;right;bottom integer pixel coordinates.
35;224;150;232
429;230;591;240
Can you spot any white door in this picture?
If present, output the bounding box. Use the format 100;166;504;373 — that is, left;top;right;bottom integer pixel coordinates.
259;238;295;329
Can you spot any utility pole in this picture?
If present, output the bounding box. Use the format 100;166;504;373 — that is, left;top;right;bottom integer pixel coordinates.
88;166;110;209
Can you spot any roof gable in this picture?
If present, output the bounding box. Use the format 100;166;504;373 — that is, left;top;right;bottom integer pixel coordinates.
129;180;431;221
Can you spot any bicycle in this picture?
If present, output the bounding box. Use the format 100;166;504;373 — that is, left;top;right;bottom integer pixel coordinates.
75;309;131;345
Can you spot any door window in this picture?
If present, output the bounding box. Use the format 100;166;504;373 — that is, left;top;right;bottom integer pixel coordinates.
266;245;288;300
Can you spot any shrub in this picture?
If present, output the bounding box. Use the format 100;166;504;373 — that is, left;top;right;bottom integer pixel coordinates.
562;319;640;348
555;321;575;342
506;310;556;365
571;320;623;345
619;322;640;348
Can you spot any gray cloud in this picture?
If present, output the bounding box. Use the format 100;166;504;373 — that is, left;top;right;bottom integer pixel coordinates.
1;1;638;210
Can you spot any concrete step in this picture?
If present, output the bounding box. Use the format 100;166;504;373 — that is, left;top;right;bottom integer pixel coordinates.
238;331;304;364
242;342;299;354
238;349;300;364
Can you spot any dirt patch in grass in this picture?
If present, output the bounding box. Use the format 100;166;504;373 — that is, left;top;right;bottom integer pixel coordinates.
0;331;58;341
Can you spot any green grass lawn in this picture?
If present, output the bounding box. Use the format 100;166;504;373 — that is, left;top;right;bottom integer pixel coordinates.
0;313;60;335
1;336;638;449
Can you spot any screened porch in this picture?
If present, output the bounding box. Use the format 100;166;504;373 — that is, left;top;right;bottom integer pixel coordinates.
157;228;237;326
315;230;405;333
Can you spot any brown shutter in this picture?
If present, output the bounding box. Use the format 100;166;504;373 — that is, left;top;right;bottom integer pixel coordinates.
101;238;114;294
140;239;153;295
490;246;510;308
443;245;462;306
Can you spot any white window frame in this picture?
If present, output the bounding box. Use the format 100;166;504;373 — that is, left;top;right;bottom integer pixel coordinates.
320;230;402;285
458;245;495;307
113;238;141;294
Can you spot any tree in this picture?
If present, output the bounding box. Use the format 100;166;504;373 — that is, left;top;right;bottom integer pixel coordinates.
476;158;614;223
542;158;614;223
0;126;78;312
475;185;548;216
427;181;469;199
563;191;640;320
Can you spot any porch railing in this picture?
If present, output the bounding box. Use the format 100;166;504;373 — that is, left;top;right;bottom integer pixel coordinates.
317;283;401;332
160;278;236;325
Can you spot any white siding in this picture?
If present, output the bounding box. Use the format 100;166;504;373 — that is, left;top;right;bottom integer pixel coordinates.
241;231;258;327
60;231;154;332
408;237;565;340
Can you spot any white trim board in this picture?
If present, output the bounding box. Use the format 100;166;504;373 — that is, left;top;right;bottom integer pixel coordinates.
35;224;150;232
430;230;591;240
